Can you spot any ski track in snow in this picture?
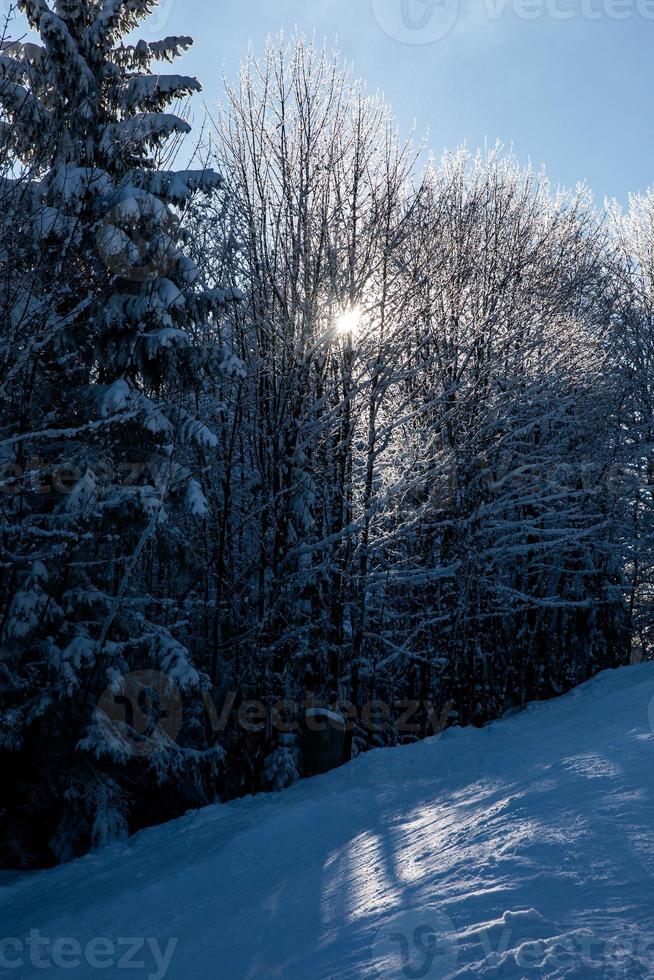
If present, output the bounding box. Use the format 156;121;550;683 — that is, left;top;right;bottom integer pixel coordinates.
2;665;654;979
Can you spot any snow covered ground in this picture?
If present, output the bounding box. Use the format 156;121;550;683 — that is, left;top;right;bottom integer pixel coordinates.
2;664;654;979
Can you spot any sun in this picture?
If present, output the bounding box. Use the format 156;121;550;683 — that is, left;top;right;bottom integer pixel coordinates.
335;306;362;337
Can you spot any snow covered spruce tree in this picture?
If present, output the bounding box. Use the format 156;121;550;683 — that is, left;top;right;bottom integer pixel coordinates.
0;1;240;866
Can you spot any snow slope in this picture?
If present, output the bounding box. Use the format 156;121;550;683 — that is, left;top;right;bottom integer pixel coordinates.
2;665;654;979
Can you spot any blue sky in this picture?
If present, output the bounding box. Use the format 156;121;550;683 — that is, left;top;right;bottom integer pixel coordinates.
14;0;653;203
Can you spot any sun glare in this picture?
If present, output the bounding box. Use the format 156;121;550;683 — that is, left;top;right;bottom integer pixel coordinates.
335;307;361;336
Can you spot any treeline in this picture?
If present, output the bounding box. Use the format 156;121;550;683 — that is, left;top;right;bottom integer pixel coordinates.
0;5;651;867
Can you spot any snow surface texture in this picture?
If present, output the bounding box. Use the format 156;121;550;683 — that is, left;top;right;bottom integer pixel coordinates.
2;665;654;979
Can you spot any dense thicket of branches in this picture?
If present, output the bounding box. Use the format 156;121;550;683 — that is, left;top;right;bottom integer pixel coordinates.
189;41;634;787
0;18;650;867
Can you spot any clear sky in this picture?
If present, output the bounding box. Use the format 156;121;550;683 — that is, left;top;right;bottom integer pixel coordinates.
13;0;654;204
